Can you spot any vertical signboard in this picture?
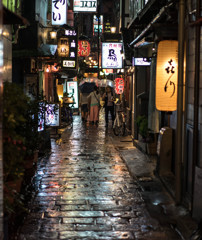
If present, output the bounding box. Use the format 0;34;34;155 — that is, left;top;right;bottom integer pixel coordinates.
102;42;123;69
156;40;178;111
78;40;90;57
45;103;60;127
67;82;79;108
52;0;67;25
93;15;103;35
60;29;78;69
115;78;124;95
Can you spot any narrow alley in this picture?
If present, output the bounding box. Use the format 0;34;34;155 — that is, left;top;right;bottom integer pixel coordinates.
18;115;180;240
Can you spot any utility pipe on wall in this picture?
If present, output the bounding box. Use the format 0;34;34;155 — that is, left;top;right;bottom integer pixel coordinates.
175;0;185;204
192;0;201;212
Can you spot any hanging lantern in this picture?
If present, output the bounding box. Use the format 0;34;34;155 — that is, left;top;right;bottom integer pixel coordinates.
115;78;124;95
156;40;178;111
57;37;69;57
78;40;91;57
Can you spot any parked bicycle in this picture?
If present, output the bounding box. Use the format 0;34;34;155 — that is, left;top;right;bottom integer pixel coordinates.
113;100;126;136
61;94;74;128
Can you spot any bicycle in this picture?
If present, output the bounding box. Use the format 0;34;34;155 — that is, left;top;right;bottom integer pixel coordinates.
113;100;126;136
62;94;74;128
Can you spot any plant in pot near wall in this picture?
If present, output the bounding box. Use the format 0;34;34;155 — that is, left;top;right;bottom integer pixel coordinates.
136;115;158;155
136;115;148;141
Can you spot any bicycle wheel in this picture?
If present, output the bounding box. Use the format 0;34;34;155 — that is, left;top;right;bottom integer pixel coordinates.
113;121;120;136
120;121;125;136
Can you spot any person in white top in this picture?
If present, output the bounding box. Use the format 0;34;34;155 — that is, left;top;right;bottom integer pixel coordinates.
87;86;101;125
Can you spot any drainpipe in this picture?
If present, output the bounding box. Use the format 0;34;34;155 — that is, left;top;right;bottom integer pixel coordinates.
191;0;201;212
175;0;185;204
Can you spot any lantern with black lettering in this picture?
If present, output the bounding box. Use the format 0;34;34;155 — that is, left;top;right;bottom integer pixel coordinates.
78;40;91;57
156;40;178;111
115;78;124;95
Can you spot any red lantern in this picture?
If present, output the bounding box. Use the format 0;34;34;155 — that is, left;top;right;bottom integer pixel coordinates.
78;40;91;57
115;78;124;95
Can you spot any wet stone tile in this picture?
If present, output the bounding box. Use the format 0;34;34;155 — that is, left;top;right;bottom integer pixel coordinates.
61;205;91;211
40;223;74;232
93;204;131;211
56;200;87;205
76;224;112;231
63;217;94;224
46;210;104;218
96;217;129;225
59;231;135;240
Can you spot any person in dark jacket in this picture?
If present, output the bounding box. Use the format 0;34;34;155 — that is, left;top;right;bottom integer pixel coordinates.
102;86;115;127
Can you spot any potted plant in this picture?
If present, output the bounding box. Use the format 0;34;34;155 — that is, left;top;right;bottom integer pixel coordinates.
136;115;148;141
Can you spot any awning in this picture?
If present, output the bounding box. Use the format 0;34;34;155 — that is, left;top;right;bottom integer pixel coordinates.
129;2;175;47
3;6;29;25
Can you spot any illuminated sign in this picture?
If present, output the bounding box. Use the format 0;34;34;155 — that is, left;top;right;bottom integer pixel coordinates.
78;40;91;57
115;78;124;95
45;104;60;127
93;15;103;25
52;0;67;25
132;58;151;66
67;82;79;108
73;0;97;12
93;15;103;35
102;42;123;69
57;37;70;57
156;40;178;111
63;60;76;68
60;28;78;69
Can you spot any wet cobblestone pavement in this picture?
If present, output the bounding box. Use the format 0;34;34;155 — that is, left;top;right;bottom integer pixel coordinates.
19;116;180;240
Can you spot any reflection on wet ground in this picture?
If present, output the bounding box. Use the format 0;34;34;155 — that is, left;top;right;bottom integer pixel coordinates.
19;116;180;239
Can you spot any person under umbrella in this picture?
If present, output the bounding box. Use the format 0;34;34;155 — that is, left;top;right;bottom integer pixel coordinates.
87;86;101;125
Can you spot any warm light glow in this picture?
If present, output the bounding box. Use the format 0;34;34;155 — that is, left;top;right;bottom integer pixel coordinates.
156;40;178;111
110;27;116;34
50;31;57;39
57;85;64;104
57;37;70;57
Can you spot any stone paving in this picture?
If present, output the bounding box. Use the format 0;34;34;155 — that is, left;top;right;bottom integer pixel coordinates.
18;116;180;240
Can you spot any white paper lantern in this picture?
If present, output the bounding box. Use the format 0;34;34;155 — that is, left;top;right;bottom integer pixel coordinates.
156;40;178;111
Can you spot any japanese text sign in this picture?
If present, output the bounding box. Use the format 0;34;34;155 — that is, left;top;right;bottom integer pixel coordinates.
156;40;178;111
52;0;67;25
102;42;123;69
57;28;78;68
78;40;91;57
57;37;69;57
115;78;124;95
73;0;97;12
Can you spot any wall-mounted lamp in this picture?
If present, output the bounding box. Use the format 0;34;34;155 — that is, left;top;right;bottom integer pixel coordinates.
110;27;116;34
50;30;57;39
